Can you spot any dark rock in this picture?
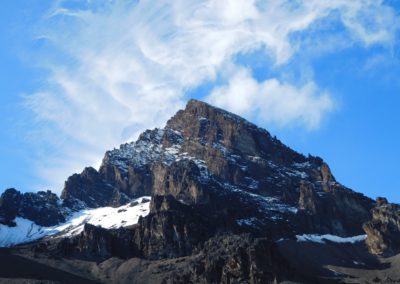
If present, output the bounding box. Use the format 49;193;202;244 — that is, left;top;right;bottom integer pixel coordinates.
56;223;134;260
129;201;139;207
61;167;130;208
296;184;373;236
376;197;388;206
298;182;318;214
165;234;295;284
0;188;22;226
132;195;213;259
20;190;65;226
0;188;64;227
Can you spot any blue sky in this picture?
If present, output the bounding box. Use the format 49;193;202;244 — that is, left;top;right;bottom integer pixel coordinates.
1;0;400;202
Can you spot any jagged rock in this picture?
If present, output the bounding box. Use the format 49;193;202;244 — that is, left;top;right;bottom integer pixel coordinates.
0;188;64;227
0;188;22;226
132;195;213;259
376;197;388;206
363;198;400;255
296;184;373;236
298;182;318;214
165;234;295;284
61;167;130;208
56;223;134;260
152;160;210;204
19;190;65;226
165;99;308;183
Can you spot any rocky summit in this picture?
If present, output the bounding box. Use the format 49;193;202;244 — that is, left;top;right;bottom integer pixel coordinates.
0;99;399;283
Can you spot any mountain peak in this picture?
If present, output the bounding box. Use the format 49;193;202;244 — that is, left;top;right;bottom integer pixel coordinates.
165;99;307;166
168;99;254;129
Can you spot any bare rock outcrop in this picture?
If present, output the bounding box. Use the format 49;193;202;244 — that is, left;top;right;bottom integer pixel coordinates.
364;197;400;255
0;188;64;226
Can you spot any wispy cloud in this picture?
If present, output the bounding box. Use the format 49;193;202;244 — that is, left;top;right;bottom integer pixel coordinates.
24;0;399;192
206;68;333;129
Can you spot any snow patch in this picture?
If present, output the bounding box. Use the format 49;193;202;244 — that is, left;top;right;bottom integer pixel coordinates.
218;181;298;216
0;218;47;247
352;261;365;266
293;162;312;168
107;128;210;182
296;234;367;244
0;196;151;247
236;217;259;227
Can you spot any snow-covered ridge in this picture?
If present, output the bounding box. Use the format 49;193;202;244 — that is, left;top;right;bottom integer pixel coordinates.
0;196;151;247
106;129;165;172
106;128;210;182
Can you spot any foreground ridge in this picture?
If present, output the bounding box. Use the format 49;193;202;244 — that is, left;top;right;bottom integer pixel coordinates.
0;99;398;283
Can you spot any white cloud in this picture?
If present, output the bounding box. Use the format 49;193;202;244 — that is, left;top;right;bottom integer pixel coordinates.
340;1;399;46
25;0;399;192
206;68;333;129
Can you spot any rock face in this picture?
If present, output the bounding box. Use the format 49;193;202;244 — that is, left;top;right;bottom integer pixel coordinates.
363;197;400;255
0;99;391;283
57;99;374;236
162;234;293;284
54;223;134;260
61;167;131;209
0;188;64;226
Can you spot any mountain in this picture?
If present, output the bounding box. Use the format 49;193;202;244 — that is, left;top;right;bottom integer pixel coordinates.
0;99;399;283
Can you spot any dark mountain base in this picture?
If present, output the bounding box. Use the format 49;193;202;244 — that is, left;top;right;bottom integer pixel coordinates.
277;240;399;283
2;240;400;284
0;248;98;283
4;233;298;284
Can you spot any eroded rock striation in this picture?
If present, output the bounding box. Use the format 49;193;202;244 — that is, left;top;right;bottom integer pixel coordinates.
363;197;400;255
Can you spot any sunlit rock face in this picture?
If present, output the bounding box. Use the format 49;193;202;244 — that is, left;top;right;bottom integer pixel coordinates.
363;197;400;256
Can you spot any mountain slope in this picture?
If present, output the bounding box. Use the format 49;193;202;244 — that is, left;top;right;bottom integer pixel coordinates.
60;99;374;238
0;99;399;283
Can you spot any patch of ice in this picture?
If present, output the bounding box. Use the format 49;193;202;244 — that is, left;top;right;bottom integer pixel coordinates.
286;170;308;179
328;268;344;276
293;162;312;168
247;155;264;163
236;217;258;227
218;181;298;216
169;129;183;136
212;142;227;154
296;234;367;244
244;177;259;190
